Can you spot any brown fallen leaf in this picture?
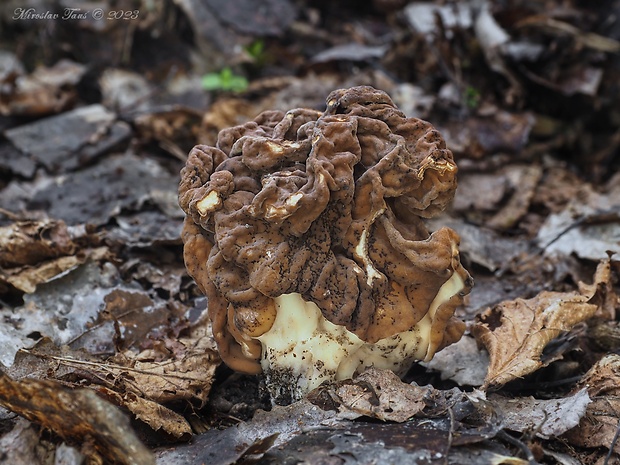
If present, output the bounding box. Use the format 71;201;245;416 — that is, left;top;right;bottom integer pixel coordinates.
111;322;220;407
102;388;192;440
13;318;220;439
577;256;617;321
487;164;543;230
134;107;204;160
563;353;620;455
0;220;77;268
0;220;105;294
14;344;199;440
472;259;612;389
309;367;428;422
0;369;154;465
0;247;108;294
0;59;86;117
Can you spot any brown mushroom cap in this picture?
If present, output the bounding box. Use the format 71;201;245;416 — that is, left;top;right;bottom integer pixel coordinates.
179;86;472;374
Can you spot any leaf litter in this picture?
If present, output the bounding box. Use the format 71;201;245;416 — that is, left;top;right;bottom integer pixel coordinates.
472;259;615;389
1;0;620;464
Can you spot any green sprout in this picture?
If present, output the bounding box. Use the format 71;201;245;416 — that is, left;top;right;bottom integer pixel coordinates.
201;67;248;93
246;39;265;62
464;86;480;109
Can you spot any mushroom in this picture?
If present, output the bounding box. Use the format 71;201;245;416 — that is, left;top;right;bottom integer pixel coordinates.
179;86;473;404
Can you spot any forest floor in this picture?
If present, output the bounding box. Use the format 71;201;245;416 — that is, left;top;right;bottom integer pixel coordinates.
1;1;620;464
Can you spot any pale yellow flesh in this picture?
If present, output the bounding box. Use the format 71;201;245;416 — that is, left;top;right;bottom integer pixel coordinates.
196;190;221;216
257;269;465;399
352;208;385;287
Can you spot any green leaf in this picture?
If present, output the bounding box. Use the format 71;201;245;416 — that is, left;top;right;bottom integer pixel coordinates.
201;68;248;92
201;73;223;91
246;40;265;60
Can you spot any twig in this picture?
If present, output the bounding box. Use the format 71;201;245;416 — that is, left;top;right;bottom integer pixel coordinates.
540;206;620;251
0;207;24;221
17;348;211;381
497;430;539;464
604;418;620;465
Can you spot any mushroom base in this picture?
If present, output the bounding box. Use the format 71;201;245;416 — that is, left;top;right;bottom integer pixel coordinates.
258;269;466;405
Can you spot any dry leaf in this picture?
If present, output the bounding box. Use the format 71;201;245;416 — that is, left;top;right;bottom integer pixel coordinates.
154;397;338;465
12;320;220;438
114;323;220;406
422;335;489;387
0;247;108;294
487;164;543;230
537;184;620;261
115;349;219;405
103;389;192;440
0;59;86;117
0;220;77;268
563;354;620;454
489;389;591;438
0;369;154;465
577;256;617;320
3;255;84;294
472;260;611;389
310;367;428;422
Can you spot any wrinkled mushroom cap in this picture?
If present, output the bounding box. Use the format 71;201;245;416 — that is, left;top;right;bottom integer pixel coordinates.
179;86;472;377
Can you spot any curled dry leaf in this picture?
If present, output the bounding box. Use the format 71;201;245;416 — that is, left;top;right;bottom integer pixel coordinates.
577;256;617;320
309;367;428;422
102;388;193;440
472;259;612;389
486;164;543;230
